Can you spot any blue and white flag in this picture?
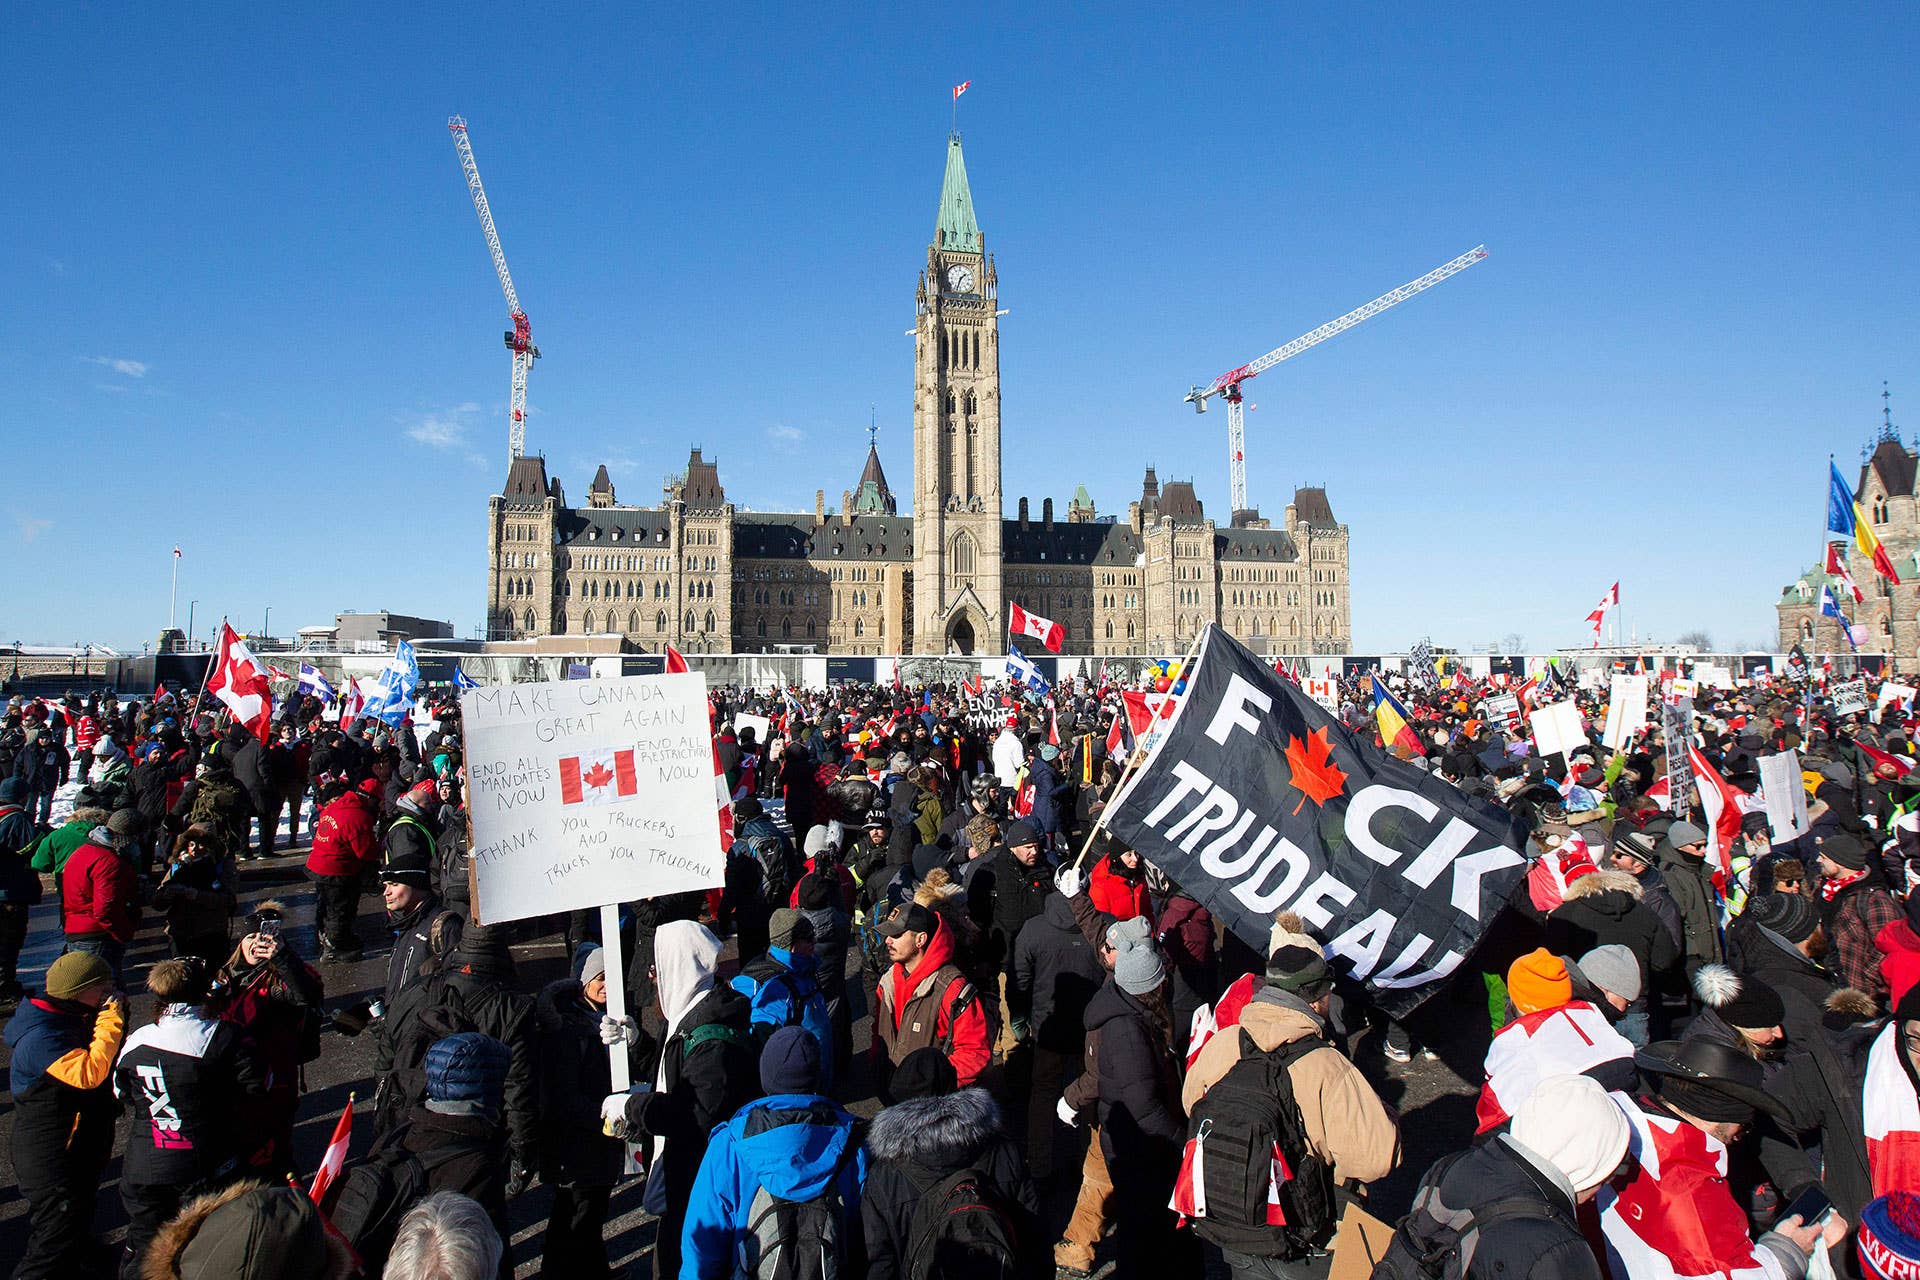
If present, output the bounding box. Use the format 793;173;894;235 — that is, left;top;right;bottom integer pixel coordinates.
360;640;420;726
454;666;480;690
1005;645;1051;697
297;662;338;706
1819;586;1866;652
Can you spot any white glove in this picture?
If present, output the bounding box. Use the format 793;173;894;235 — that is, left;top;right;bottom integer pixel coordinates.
599;1014;641;1047
1054;866;1085;899
600;1092;631;1138
1057;1096;1080;1128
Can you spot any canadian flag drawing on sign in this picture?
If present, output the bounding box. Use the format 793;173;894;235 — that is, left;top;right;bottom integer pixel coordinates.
558;749;639;805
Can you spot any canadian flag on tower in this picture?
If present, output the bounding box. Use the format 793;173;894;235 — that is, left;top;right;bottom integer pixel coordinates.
206;622;275;743
1009;602;1064;653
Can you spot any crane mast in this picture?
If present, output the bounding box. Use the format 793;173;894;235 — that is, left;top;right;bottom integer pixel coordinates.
1187;245;1487;515
448;115;539;461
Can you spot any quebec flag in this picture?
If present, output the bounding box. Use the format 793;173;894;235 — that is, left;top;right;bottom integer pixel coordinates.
360;640;420;726
1005;645;1051;697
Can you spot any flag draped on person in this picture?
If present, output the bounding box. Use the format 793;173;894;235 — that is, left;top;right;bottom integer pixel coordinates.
1685;742;1747;886
206;622;275;742
1008;602;1064;653
1370;675;1426;757
1005;645;1051;696
358;640;419;727
1830;460;1903;583
297;662;338;706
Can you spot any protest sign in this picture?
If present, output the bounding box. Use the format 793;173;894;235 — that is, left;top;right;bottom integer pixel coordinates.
1528;700;1586;763
1669;678;1699;701
1483;693;1521;725
733;712;772;744
460;674;725;925
1758;750;1810;841
1601;675;1649;753
1877;683;1917;716
1833;679;1869;716
1103;626;1528;1013
1304;677;1339;711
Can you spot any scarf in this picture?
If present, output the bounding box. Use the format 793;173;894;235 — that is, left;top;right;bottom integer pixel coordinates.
1823;868;1868;903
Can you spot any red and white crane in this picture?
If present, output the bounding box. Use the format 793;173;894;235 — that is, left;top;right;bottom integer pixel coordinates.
1186;245;1488;516
448;115;539;461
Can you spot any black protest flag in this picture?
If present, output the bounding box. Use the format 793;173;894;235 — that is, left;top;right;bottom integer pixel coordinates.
1103;626;1529;1013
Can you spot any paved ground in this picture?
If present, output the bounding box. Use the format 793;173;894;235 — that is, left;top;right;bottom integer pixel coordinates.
0;782;1490;1277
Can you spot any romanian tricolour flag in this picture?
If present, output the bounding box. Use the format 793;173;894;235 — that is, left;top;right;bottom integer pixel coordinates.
1829;461;1903;584
1370;676;1424;757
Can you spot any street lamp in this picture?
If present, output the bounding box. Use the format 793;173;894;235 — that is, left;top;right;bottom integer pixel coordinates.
188;601;200;648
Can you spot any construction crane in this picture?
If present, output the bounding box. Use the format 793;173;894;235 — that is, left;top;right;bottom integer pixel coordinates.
448;115;539;461
1186;245;1488;516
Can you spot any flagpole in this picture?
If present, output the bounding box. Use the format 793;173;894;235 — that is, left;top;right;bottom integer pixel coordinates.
169;551;178;630
1069;625;1207;872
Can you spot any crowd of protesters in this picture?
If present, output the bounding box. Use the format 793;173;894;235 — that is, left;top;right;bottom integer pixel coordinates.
2;653;1920;1280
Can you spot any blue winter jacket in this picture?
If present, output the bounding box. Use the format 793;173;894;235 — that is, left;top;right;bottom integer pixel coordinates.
1027;755;1071;834
730;948;836;1089
680;1093;868;1279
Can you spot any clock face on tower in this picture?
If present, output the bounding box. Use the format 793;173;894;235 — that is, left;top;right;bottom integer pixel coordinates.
945;264;974;294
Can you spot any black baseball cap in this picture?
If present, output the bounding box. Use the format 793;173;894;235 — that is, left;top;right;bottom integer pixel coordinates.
877;902;938;939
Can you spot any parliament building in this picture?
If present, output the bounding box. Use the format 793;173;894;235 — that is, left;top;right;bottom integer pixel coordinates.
486;134;1352;658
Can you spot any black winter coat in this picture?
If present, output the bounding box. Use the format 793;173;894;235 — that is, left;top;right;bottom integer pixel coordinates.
535;978;652;1187
392;1105;509;1241
379;966;538;1165
987;846;1053;975
225;732;272;813
1413;1135;1605;1280
1082;980;1184;1166
862;1087;1048;1280
1010;893;1103;1052
1545;870;1680;996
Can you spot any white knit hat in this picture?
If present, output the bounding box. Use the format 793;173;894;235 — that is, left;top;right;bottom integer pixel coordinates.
1511;1074;1630;1193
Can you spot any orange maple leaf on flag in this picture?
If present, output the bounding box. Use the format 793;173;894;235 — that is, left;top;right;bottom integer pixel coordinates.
1283;727;1348;815
582;761;615;791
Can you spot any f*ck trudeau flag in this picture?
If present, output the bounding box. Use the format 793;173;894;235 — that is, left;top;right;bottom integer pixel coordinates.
1104;625;1529;1013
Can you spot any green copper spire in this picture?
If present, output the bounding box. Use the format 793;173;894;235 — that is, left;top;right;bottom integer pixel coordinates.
935;133;980;253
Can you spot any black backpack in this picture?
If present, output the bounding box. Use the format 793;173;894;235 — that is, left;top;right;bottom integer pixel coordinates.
736;1118;861;1280
901;1163;1024;1280
1183;1028;1336;1258
324;1137;465;1270
1371;1150;1557;1280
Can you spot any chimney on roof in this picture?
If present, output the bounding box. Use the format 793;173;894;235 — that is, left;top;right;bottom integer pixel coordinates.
1018;497;1029;530
816;490;826;525
1043;497;1053;529
843;491;855;527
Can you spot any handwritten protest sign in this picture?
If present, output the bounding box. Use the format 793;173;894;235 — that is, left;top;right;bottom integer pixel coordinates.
460;674;724;925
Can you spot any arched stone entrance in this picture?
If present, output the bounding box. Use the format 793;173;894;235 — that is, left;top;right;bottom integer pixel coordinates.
947;616;976;655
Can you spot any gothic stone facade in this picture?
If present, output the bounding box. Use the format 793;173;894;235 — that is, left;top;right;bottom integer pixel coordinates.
1778;435;1920;663
486;135;1352;658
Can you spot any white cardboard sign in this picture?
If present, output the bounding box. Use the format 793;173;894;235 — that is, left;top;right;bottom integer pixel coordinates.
1833;679;1869;716
460;674;724;924
1484;693;1522;725
1758;750;1810;841
1529;700;1587;761
1602;675;1649;753
1877;683;1917;716
1304;678;1339;711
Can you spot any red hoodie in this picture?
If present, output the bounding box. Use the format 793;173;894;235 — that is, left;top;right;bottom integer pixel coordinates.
1876;918;1920;1009
877;916;991;1087
61;838;139;942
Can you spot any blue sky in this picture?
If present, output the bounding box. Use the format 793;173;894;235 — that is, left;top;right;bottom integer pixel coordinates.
6;5;1915;654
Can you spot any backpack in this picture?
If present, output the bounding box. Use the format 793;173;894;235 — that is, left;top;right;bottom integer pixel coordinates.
324;1137;466;1270
746;829;798;903
901;1163;1024;1280
1371;1150;1557;1280
1183;1028;1336;1258
739;957;817;1030
736;1123;860;1280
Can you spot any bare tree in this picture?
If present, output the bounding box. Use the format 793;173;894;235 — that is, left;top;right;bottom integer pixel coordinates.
1500;632;1526;652
1674;629;1713;650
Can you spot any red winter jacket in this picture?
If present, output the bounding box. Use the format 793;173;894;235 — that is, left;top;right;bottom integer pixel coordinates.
306;792;380;878
1089;854;1152;922
1876;918;1920;1010
60;838;139;942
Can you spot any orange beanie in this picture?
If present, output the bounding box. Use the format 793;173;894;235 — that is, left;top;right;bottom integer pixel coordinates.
1507;947;1572;1014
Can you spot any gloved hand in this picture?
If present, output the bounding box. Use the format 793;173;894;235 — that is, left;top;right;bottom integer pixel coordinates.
600;1014;641;1047
1054;866;1085;899
504;1156;534;1198
1010;1017;1032;1044
1057;1096;1080;1128
601;1092;632;1139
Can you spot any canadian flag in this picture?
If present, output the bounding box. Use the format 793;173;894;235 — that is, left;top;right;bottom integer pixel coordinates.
308;1098;355;1205
337;681;365;730
1866;1022;1920;1195
1047;703;1061;747
1009;602;1064;653
1585;581;1620;644
1686;743;1747;885
558;749;639;805
665;645;734;853
207;622;275;742
1122;689;1178;738
1826;542;1866;604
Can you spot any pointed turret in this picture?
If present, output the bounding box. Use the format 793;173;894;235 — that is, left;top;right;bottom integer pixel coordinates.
851;440;897;515
936;134;981;253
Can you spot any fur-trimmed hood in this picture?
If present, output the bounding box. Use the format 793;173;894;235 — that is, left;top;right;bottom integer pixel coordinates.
68;805;111;829
1564;868;1643;903
142;1178;355;1280
867;1086;1001;1165
914;867;979;944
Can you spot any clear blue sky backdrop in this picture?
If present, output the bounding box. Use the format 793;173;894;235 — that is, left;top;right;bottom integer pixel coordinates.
6;5;1915;653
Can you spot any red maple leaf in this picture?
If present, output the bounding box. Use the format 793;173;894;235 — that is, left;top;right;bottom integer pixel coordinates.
581;760;615;791
1283;727;1348;815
